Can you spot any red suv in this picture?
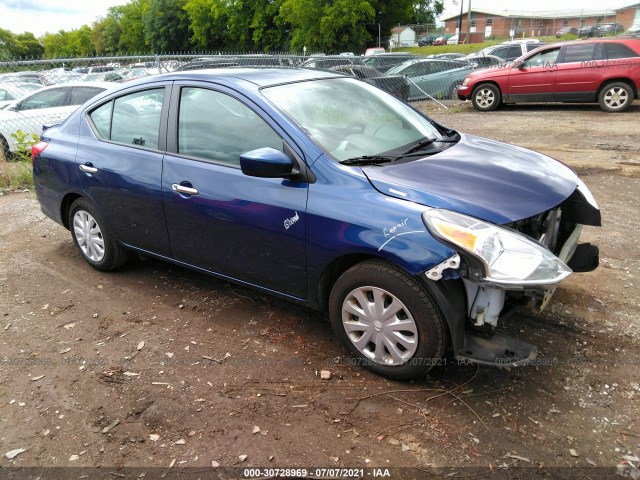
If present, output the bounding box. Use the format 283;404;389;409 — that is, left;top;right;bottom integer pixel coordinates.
457;38;640;112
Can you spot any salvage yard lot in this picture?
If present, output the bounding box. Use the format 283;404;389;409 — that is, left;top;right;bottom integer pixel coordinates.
1;100;639;475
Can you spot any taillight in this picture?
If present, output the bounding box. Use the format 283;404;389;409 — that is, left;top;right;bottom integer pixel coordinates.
32;141;48;163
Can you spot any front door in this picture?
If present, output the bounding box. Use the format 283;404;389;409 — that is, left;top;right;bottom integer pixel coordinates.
162;85;308;299
506;47;560;102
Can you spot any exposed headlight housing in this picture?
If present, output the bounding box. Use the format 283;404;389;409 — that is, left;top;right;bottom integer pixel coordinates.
423;209;572;288
576;178;599;210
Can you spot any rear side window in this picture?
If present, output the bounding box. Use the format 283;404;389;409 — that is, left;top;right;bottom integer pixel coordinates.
20;88;67;110
89;88;164;150
605;43;639;59
70;86;105;105
90;101;113;139
562;44;598;63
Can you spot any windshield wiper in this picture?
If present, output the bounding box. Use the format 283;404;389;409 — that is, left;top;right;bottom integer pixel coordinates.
340;148;451;166
402;136;459;155
339;156;394;166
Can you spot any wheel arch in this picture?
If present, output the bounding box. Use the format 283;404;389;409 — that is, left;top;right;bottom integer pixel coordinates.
597;78;638;99
316;253;468;354
60;192;83;230
316;253;380;313
472;80;503;95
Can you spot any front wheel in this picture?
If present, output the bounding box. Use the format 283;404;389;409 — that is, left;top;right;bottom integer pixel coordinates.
329;260;448;380
471;83;501;111
69;198;129;271
449;81;462;100
598;82;633;112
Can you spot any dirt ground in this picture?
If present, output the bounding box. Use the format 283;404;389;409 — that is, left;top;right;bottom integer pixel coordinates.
1;100;639;478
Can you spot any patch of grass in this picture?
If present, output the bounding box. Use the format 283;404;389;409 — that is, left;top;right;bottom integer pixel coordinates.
0;154;34;192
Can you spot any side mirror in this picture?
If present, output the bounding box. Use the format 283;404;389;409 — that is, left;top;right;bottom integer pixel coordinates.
240;147;295;178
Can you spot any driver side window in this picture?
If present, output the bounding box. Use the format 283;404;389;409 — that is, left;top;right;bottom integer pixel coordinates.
178;87;283;166
523;48;560;68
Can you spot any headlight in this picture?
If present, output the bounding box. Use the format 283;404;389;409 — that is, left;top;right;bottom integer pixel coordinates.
423;209;572;287
462;77;470;86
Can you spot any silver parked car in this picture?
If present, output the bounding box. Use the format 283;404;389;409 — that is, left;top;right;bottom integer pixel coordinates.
0;82;116;158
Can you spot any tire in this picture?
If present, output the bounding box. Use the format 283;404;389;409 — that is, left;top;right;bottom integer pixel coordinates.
598;82;633;112
471;83;501;111
0;135;13;162
69;198;129;271
329;260;448;380
449;81;462;100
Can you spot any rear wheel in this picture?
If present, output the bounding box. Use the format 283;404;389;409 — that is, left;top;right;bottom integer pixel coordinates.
471;83;501;111
329;260;447;380
69;198;129;271
598;82;633;112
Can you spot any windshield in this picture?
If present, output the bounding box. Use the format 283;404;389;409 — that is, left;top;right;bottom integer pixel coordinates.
261;77;444;162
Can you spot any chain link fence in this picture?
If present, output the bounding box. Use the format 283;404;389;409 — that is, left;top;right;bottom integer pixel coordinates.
0;52;469;160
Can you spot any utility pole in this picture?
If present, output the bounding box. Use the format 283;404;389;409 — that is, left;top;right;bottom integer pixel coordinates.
466;0;472;43
457;0;464;36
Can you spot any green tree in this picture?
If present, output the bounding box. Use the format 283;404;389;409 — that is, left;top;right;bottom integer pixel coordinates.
250;0;290;52
0;28;16;59
412;0;444;25
119;0;151;53
42;31;75;58
319;0;374;53
144;0;192;52
68;26;95;57
279;0;323;52
10;32;44;58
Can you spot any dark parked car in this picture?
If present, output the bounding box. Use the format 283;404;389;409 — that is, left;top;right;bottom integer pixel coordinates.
301;56;363;69
33;68;600;380
361;53;417;73
458;38;640;112
178;57;239;70
465;54;504;69
331;65;410;101
426;53;467;60
556;26;578;37
595;23;625;36
418;35;435;46
578;25;598;37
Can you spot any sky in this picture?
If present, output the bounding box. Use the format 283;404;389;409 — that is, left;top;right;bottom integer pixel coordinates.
0;0;630;37
1;0;129;37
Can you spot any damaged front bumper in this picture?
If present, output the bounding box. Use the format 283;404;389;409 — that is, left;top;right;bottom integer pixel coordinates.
423;184;601;367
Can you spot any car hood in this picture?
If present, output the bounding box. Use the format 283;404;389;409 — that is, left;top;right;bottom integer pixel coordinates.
362;134;578;224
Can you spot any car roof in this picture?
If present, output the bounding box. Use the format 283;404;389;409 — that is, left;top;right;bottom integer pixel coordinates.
27;81;119;91
122;68;343;88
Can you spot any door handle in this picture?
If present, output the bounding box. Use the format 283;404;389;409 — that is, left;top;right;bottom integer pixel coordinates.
79;163;98;174
171;183;198;196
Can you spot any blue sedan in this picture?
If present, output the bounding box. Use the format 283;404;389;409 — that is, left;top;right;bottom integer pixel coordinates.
32;68;601;380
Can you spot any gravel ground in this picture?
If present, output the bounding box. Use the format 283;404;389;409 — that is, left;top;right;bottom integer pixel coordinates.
0;100;639;478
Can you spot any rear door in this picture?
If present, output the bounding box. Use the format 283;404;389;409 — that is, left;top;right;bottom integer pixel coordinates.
161;83;308;299
554;42;605;101
78;84;171;255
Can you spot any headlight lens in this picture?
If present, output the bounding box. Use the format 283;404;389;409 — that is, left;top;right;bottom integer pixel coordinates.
462;77;470;86
423;209;572;287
